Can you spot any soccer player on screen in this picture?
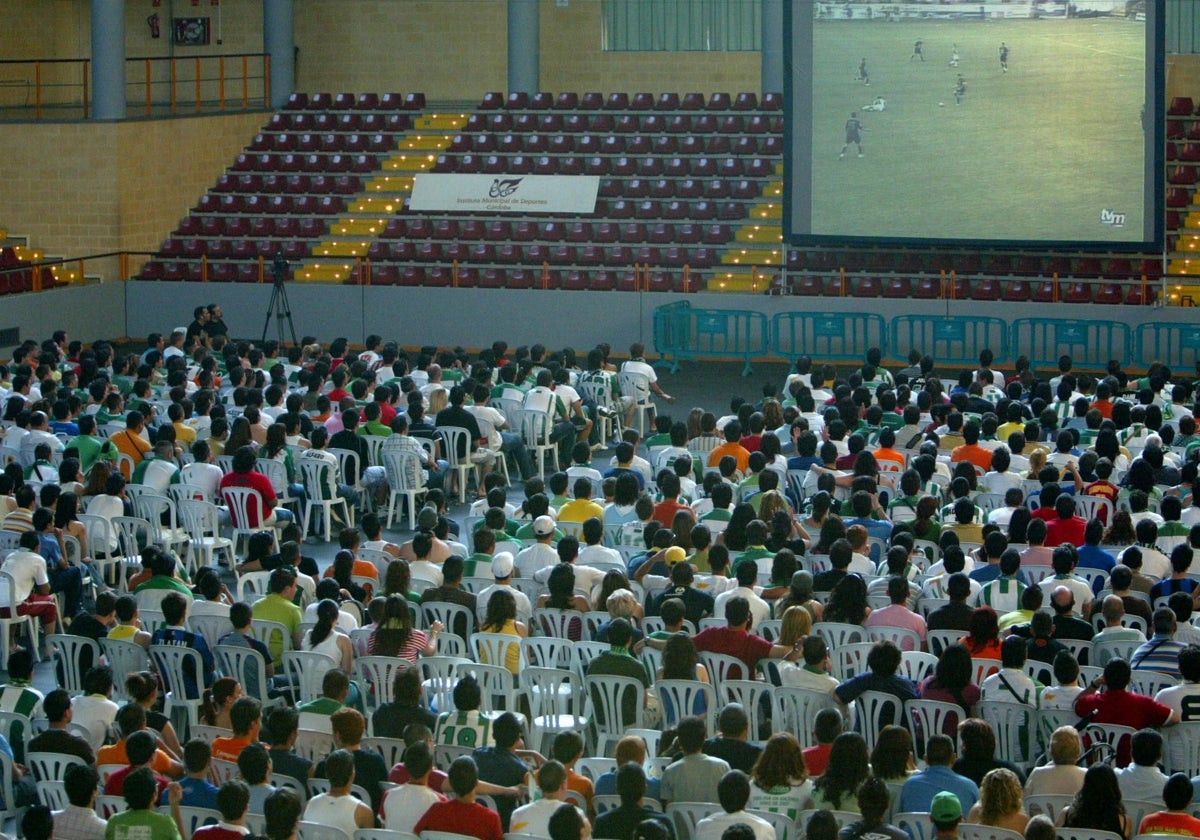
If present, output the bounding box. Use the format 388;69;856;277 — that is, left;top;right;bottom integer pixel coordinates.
949;44;960;67
856;58;870;86
862;97;886;112
954;75;967;105
911;40;924;61
999;42;1009;72
839;112;865;159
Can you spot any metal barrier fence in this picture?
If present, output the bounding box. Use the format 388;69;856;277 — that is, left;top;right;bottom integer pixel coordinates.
771;311;887;363
653;305;1187;371
1136;323;1200;369
890;315;1009;367
1011;318;1133;370
653;301;770;376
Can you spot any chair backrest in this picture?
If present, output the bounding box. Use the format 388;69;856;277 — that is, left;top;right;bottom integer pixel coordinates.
977;700;1038;770
99;638;151;699
297;821;353;840
356;656;409;709
1093;638;1144;666
329;448;362;489
178;498;222;539
283;650;338;704
867;625;923;651
655;679;717;734
855;690;906;752
898;651;939;685
421;601;475;641
249;619;294;659
1086;723;1138;765
457;661;518;713
957;825;1024;840
221;485;267;529
617;370;652;403
26;751;85;783
535;607;587;640
906;699;963;758
585;673;646;737
893;812;934;840
237;571;273;602
46;634;100;696
697;651;748;694
214;644;271;703
832;642;876;681
149;643;207;701
1163;721;1200;776
382;449;427;492
520;636;574;670
293;729;335;763
773;686;837;749
666;802;722;840
521;667;586;725
1054;830;1124;840
1023;794;1074;824
814;622;868;649
418;656;471;712
470;632;523;673
928;629;964;656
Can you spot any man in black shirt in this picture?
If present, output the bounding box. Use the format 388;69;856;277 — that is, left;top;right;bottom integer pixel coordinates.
61;592;116;684
927;573;974;633
813;538;853;592
594;763;675;840
647;563;715;627
372;667;437;740
419;556;477;637
27;689;95;764
702;705;763;774
264;708;313;791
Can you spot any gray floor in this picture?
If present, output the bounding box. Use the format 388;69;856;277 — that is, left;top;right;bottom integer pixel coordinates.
27;357;795;694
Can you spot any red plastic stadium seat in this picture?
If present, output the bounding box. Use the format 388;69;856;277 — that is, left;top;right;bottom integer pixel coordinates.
1170;97;1195;116
563;270;589;290
456;268;479;288
593;223;618;243
1170;165;1198;184
1126;285;1156;305
718;115;745;134
666;115;692;134
530;92;553;110
507;269;535;289
761;93;783;111
656;93;680;111
370;265;398;286
705;135;732;155
283;93;308;110
478;269;505;288
1168;121;1186;141
587;271;614;291
733;92;759;111
702;224;732;245
1092;283;1123;304
692;158;717;177
631;93;654;110
505;92;529;109
852;277;881;297
882;277;912;298
694;114;719;133
605;93;630;110
1063;282;1091;303
707;93;732;110
403;93;425;109
627;134;652;154
791;276;822;296
554;92;579;110
1029;281;1056;301
912;277;941;299
970;278;1000;300
425;267;451;288
375;93;404;111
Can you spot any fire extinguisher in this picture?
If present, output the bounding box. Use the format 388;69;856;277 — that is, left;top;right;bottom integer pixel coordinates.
148;12;160;38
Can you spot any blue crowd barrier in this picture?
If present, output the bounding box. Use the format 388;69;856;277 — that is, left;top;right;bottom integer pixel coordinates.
1136;323;1200;370
652;301;770;376
771;311;887;363
890;315;1009;368
1011;318;1132;370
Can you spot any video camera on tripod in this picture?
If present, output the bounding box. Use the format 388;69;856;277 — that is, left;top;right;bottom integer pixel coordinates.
262;249;297;346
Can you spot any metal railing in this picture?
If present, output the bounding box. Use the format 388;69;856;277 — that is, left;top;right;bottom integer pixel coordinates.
127;53;270;117
0;59;90;119
0;251;157;292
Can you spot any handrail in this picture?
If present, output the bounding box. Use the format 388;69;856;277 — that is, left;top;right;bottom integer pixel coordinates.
0;58;90;119
128;53;269;117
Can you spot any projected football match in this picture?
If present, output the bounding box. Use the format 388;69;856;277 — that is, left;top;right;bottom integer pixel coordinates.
786;0;1162;247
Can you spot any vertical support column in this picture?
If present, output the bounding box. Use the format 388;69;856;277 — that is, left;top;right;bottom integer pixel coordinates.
508;0;539;95
761;0;783;95
91;0;126;120
263;0;295;110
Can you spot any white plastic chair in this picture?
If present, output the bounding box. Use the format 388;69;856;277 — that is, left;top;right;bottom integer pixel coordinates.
928;629;965;656
867;625;923;651
298;458;354;541
698;651;748;696
356;656;408;711
585;673;646;756
111;515;153;592
100;638;150;701
898;651;939;684
299;822;353;840
958;825;1024;840
774;686;838;749
721;679;772;740
666;802;721;840
513;409;560;479
617;370;654;436
1023;794;1074;823
854;689;906;752
655;679;717;735
814;621;869;649
214;644;281;709
37;779;68;810
907;699;964;755
178;498;235;571
534;607;587;640
521;666;589;754
893;813;934;840
26;751;85;782
237;571;273;602
149;643;207;731
832;642;876;682
437;427;476;504
978;700;1038;771
381;449;428;530
0;571;40;665
221;486;283;554
421;601;475;642
283;650;338;704
131;493;190;560
46;634;100;696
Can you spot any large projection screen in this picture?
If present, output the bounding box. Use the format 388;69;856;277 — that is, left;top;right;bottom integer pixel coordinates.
785;0;1164;249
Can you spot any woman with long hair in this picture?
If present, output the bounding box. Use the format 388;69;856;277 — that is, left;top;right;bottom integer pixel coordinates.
198;675;241;729
603;473;642;530
302;598;355;671
721;503;757;552
778;605;812;647
919;643;980;720
776;572;823;623
802;491;834;536
57;458;85;496
670;509;696;552
535;564;589;640
810;732;870;813
426;386;449;417
748;732;813;820
1025;449;1047;480
955;718;1027;787
1060;764;1130;838
594;569;634;612
226;416;256;453
658;633;708;682
127;670;185;758
324;550;369;602
1103;510;1137;546
263;422;305;503
869;725;915;782
812;515;848;556
905;495;942;542
80;460;112;502
54;491;89;560
479;589;527;675
961;607;1002;661
383;557;420;603
1007;506;1032;545
967;768;1029;834
369;594;438;663
823;573;871;625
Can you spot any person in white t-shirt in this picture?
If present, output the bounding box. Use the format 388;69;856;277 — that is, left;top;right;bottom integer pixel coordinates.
511;760;581;838
1038;650;1085;712
383;741;446;832
620;342;674;425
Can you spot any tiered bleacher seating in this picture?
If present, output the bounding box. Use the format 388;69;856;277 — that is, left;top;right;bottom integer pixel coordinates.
138;89;1173;298
0;236;70;294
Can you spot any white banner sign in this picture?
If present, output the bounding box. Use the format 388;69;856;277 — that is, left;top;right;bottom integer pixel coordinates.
408;174;600;214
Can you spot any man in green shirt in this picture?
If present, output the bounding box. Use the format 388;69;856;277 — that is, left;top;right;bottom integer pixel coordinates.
106;766;183;840
298;669;350;721
250;567;302;666
66;415;118;474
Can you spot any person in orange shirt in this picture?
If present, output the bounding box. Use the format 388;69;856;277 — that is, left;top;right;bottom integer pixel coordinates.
1092;381;1115;419
551;731;594;816
211;696;263;763
110;410;153;479
98;704;184;787
707;421;751;474
871;428;906;473
950;423;993;472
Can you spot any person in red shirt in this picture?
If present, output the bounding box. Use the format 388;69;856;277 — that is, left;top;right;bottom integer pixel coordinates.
193;779;255;840
693;596;804;679
1073;659;1178;767
1139;773;1200;836
413;756;504;840
219;445;294;528
1092;382;1115;419
1084;458;1120;522
802;707;843;778
104;730;173;800
1045;496;1087;547
651;473;689;527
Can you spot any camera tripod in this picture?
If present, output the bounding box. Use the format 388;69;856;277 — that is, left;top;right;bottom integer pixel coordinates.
261;274;298;347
